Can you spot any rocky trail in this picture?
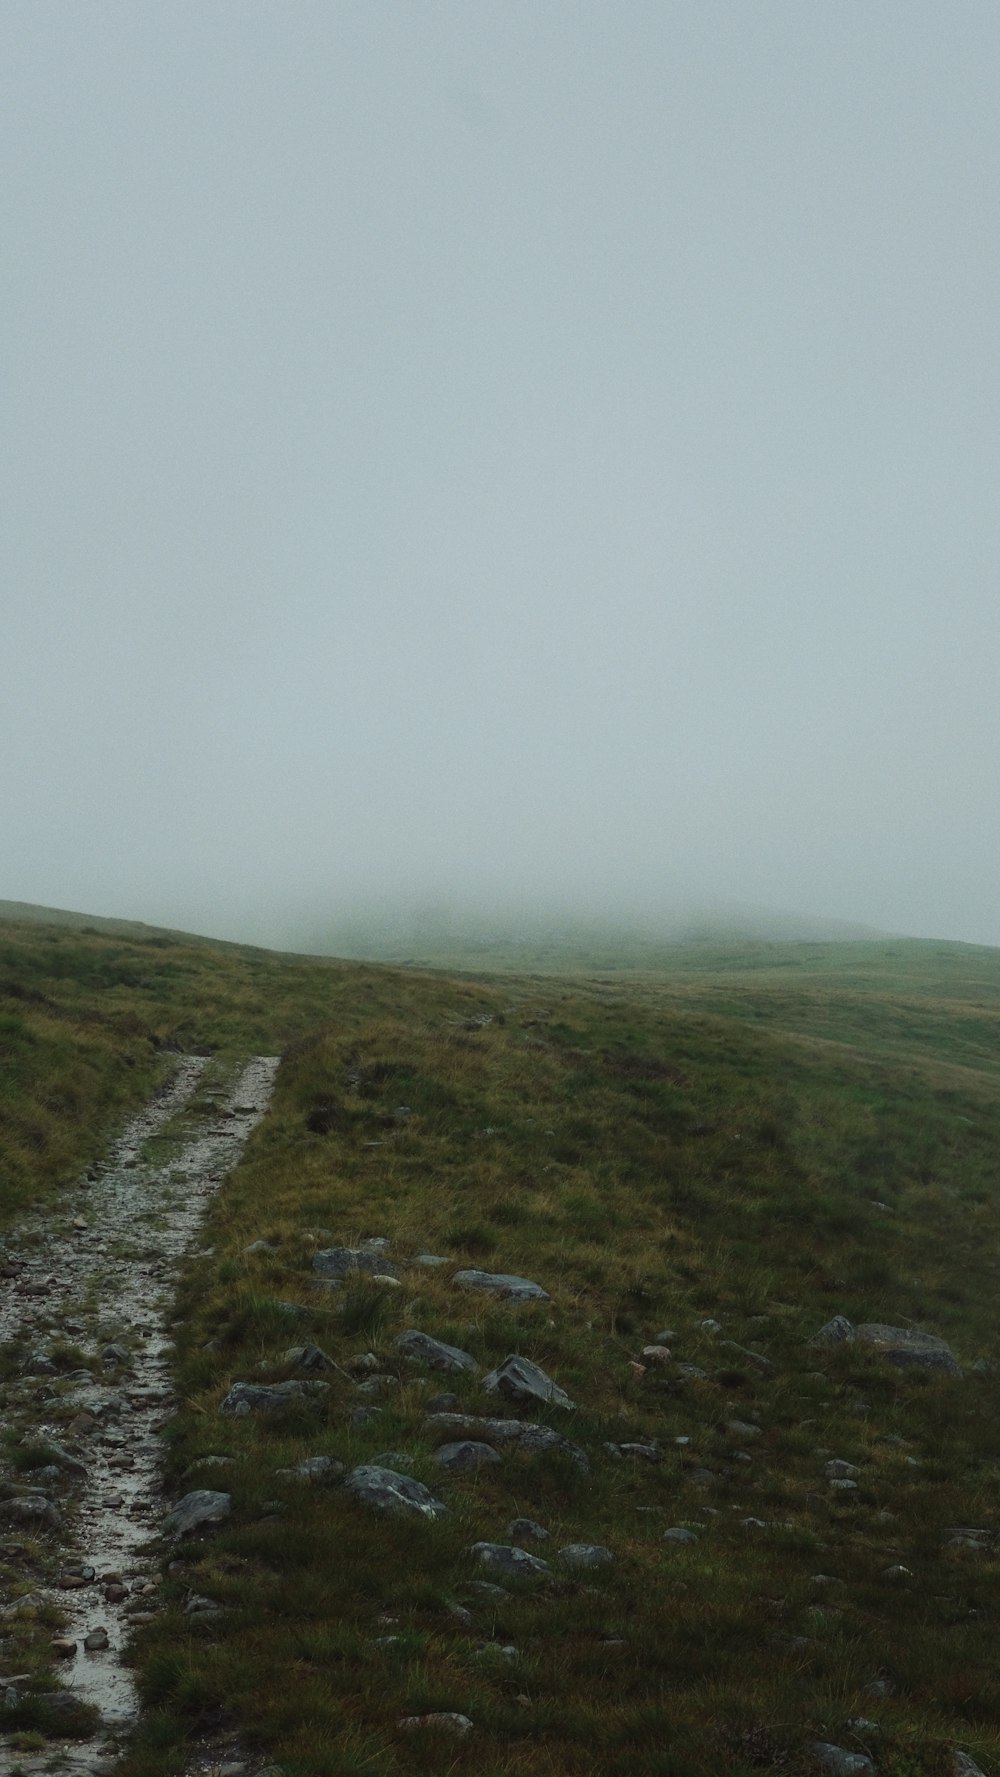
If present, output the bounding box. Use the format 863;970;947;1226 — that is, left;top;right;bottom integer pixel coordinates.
0;1055;279;1775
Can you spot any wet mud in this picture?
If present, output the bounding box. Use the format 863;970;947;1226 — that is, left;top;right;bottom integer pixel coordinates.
0;1054;279;1772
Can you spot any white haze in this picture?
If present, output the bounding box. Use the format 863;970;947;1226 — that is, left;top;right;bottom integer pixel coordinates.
3;3;1000;951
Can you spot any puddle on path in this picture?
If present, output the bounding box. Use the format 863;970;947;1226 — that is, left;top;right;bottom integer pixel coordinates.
0;1054;279;1769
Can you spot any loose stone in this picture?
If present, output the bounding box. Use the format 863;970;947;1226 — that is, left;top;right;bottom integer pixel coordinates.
481;1354;574;1409
452;1269;550;1303
395;1329;479;1373
468;1542;549;1578
434;1440;503;1472
559;1544;613;1569
398;1712;473;1734
313;1246;399;1281
162;1490;232;1538
506;1517;549;1542
344;1465;447;1519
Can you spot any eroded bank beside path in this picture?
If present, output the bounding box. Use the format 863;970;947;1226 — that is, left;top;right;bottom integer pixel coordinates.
0;1053;280;1770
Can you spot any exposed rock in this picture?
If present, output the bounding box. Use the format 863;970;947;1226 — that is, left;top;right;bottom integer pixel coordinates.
606;1440;662;1461
395;1330;479;1373
855;1323;962;1377
313;1247;399;1281
640;1344;672;1364
57;1384;125;1416
725;1419;762;1441
219;1380;328;1414
413;1254;449;1268
718;1340;774;1375
559;1544;613;1569
452;1269;550;1303
663;1527;698;1545
467;1541;549;1578
481;1354;574;1409
32;1438;88;1476
283;1343;335;1371
426;1391;461;1413
951;1754;988;1777
809;1316;856;1347
398;1712;473;1734
697;1318;722;1334
423;1411;589;1471
344;1465;447;1519
278;1456;345;1483
506;1517;549;1542
83;1627;109;1651
163;1490;232;1538
808;1743;874;1777
0;1496;61;1531
434;1441;502;1473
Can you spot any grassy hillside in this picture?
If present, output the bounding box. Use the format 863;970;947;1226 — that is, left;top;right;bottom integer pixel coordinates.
3;911;1000;1776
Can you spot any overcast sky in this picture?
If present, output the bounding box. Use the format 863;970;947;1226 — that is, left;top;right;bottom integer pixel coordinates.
3;2;999;949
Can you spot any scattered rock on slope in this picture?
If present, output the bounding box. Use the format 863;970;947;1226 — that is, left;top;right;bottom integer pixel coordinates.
468;1542;549;1578
424;1411;590;1471
808;1317;961;1374
856;1323;962;1376
344;1465;447;1519
313;1246;399;1281
395;1330;479;1373
482;1354;574;1409
452;1269;550;1303
220;1380;329;1414
163;1490;232;1538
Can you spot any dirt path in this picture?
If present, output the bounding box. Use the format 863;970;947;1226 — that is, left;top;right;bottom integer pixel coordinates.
0;1054;279;1773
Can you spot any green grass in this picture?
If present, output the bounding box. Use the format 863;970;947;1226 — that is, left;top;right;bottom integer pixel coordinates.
2;910;1000;1774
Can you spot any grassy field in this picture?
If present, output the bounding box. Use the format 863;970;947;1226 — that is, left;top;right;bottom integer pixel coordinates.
3;909;1000;1775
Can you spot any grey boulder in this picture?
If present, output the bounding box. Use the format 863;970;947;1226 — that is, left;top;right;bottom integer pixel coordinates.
481;1354;574;1409
395;1330;479;1373
423;1411;590;1471
467;1542;549;1578
559;1544;613;1569
434;1441;502;1473
344;1465;447;1519
856;1323;962;1377
163;1490;231;1538
313;1247;399;1281
808;1744;874;1777
220;1380;329;1414
809;1316;856;1347
452;1269;550;1303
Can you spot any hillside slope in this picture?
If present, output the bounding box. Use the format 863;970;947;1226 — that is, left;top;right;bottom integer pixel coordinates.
2;914;1000;1777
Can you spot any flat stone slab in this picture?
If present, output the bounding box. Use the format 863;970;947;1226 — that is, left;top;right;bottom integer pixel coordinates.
344;1464;447;1519
163;1490;232;1538
313;1247;399;1281
452;1269;550;1303
856;1323;962;1376
423;1411;590;1471
434;1440;502;1473
559;1543;613;1569
809;1315;856;1347
467;1541;549;1578
277;1455;345;1483
481;1354;573;1409
395;1330;479;1373
398;1712;473;1734
220;1380;329;1414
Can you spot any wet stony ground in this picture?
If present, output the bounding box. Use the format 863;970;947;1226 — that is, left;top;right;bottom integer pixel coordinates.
0;1055;279;1776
